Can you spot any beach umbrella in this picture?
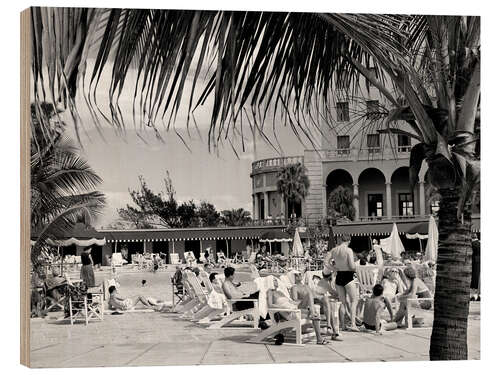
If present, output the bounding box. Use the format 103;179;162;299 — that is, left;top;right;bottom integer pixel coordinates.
43;223;106;247
425;215;438;262
291;228;304;257
380;223;405;259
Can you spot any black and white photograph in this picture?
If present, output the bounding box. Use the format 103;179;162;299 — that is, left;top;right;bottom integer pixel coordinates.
21;4;481;368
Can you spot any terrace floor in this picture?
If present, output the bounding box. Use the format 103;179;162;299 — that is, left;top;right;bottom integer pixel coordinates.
29;269;480;368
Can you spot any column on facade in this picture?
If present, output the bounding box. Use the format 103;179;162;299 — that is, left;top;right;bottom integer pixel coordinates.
385;182;392;219
353;183;360;221
419;181;426;216
264;191;269;219
322;185;328;218
280;195;285;217
253;194;259;220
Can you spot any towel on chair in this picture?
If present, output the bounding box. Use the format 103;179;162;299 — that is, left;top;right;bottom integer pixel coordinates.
253;275;276;319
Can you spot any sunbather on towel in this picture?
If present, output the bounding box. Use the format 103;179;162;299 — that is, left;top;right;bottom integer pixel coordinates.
108;286;165;311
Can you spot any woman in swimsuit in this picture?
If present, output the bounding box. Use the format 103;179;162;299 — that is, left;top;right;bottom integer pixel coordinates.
326;234;359;331
393;266;432;326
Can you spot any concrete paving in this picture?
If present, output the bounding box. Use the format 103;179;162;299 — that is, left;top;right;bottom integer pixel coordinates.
30;269;480;367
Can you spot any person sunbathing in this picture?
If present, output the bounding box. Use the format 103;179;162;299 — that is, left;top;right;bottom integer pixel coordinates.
108;285;164;312
393;267;432;327
361;284;396;334
289;271;329;345
267;276;300;319
311;273;343;341
222;267;268;329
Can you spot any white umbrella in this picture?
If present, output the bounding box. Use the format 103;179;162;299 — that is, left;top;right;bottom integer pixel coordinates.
425;215;439;262
380;223;405;260
291;228;304;257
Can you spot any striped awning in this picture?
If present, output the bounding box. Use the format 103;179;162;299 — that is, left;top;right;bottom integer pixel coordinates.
329;216;480;237
99;226;286;243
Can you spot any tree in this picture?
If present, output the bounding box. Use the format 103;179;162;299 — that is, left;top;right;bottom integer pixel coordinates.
327;186;355;220
31;10;480;359
277;163;310;217
30;103;105;272
221;208;252;226
177;200;198;227
198;201;221;227
118;172;178;228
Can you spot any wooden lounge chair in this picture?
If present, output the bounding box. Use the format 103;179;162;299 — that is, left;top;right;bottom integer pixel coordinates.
172;272;199;313
206;277;260;330
356;265;380;298
184;273;226;322
247;296;331;346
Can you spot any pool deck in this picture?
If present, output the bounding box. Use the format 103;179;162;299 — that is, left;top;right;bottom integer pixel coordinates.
29;269;480;367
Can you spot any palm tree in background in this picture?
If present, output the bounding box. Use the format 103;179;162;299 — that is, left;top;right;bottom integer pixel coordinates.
29;9;480;359
220;208;252;226
277;163;310;218
31;103;106;272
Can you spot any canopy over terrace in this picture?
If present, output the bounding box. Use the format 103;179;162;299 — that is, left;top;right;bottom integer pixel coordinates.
329;215;480;237
98;226;286;261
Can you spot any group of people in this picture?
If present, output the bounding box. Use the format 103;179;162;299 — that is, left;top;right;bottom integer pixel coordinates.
322;234;435;332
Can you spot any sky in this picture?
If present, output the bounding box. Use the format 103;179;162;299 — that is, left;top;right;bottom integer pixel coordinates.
61;59;311;228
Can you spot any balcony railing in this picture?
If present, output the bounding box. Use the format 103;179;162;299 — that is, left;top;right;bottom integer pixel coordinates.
316;147;411;162
252;155;304;173
358;215;429;222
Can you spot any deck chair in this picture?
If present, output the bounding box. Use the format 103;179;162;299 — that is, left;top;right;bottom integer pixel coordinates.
216;252;227;265
356;266;380;298
170;253;181;265
44;285;65;311
184;273;226;322
111;253;127;267
247;308;318;346
207;278;260;330
180;272;213;319
193;274;231;324
172;272;199;313
185;251;197;267
86;286;105;322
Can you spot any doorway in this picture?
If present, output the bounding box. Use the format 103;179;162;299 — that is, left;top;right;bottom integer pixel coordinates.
367;194;384;217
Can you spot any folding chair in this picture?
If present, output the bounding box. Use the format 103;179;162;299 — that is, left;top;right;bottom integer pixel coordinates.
87;287;105;322
44;283;65;312
171;273;186;308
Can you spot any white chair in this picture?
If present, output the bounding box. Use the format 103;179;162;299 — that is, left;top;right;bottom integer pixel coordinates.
111;253;127;267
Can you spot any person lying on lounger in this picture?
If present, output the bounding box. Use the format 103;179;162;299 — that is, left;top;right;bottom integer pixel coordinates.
108;286;165;311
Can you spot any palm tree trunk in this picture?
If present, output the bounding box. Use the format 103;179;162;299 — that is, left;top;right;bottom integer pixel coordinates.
430;186;473;360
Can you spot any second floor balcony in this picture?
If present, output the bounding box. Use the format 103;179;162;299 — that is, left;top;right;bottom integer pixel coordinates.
318;146;411;162
251;155;304;174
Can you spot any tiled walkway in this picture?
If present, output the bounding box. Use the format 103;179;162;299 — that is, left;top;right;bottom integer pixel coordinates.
30;309;480;367
30;269;480;367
